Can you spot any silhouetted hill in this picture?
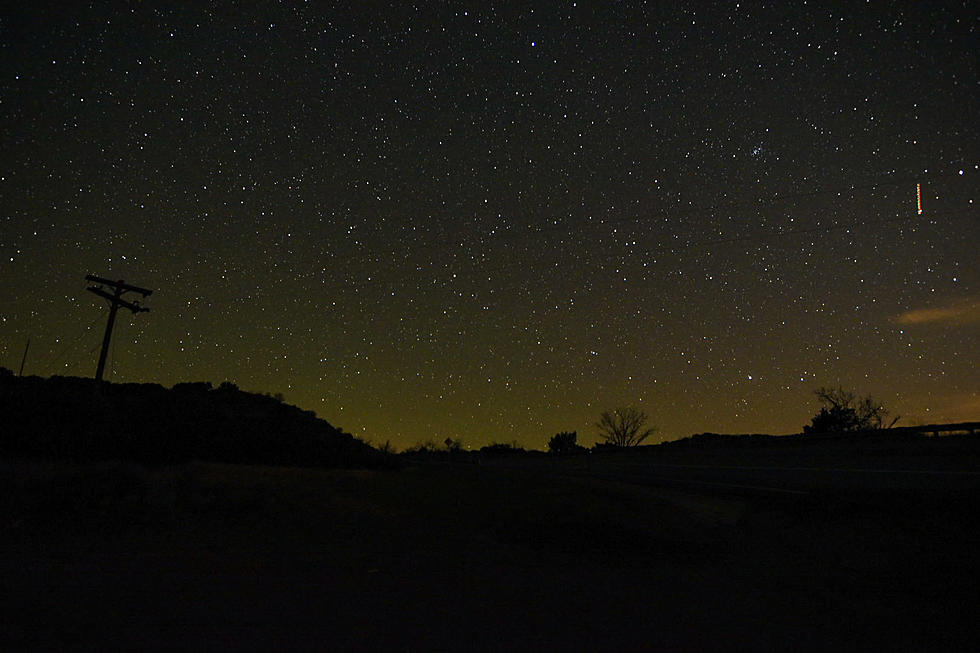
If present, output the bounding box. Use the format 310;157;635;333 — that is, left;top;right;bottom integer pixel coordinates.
0;368;393;469
570;426;980;472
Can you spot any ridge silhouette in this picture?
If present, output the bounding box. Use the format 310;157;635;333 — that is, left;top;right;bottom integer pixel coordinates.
0;368;393;469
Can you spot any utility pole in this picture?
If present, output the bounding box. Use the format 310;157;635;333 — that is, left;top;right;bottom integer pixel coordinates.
85;275;153;382
19;338;30;376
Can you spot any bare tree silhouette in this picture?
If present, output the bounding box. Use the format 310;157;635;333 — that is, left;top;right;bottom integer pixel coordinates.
595;407;656;447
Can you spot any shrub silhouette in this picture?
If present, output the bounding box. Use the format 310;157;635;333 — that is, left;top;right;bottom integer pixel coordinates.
548;431;585;454
803;386;894;434
404;440;439;454
444;437;463;452
479;442;525;455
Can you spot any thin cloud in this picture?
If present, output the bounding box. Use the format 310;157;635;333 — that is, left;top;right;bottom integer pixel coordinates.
901;393;980;426
893;298;980;326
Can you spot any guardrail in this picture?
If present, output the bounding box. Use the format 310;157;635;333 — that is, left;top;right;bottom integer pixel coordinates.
804;421;979;439
900;421;979;437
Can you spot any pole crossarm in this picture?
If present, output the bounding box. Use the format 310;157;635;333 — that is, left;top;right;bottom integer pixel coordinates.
86;286;149;313
85;275;153;298
84;274;154;382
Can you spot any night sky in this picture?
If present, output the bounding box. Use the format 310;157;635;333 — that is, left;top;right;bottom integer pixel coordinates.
2;2;977;449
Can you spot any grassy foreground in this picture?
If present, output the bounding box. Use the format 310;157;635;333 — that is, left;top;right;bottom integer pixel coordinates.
1;457;977;651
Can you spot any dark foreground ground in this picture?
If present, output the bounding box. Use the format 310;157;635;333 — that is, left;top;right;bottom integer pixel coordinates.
1;448;978;651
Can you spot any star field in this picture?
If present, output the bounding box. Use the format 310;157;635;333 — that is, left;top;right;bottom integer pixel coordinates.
2;2;977;449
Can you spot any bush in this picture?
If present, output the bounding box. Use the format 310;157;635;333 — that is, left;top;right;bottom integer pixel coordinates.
479;442;526;455
444;437;463;452
548;431;585;455
803;386;894;434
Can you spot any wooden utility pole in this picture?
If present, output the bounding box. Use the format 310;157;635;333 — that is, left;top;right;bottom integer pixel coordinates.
85;275;152;382
19;338;30;376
